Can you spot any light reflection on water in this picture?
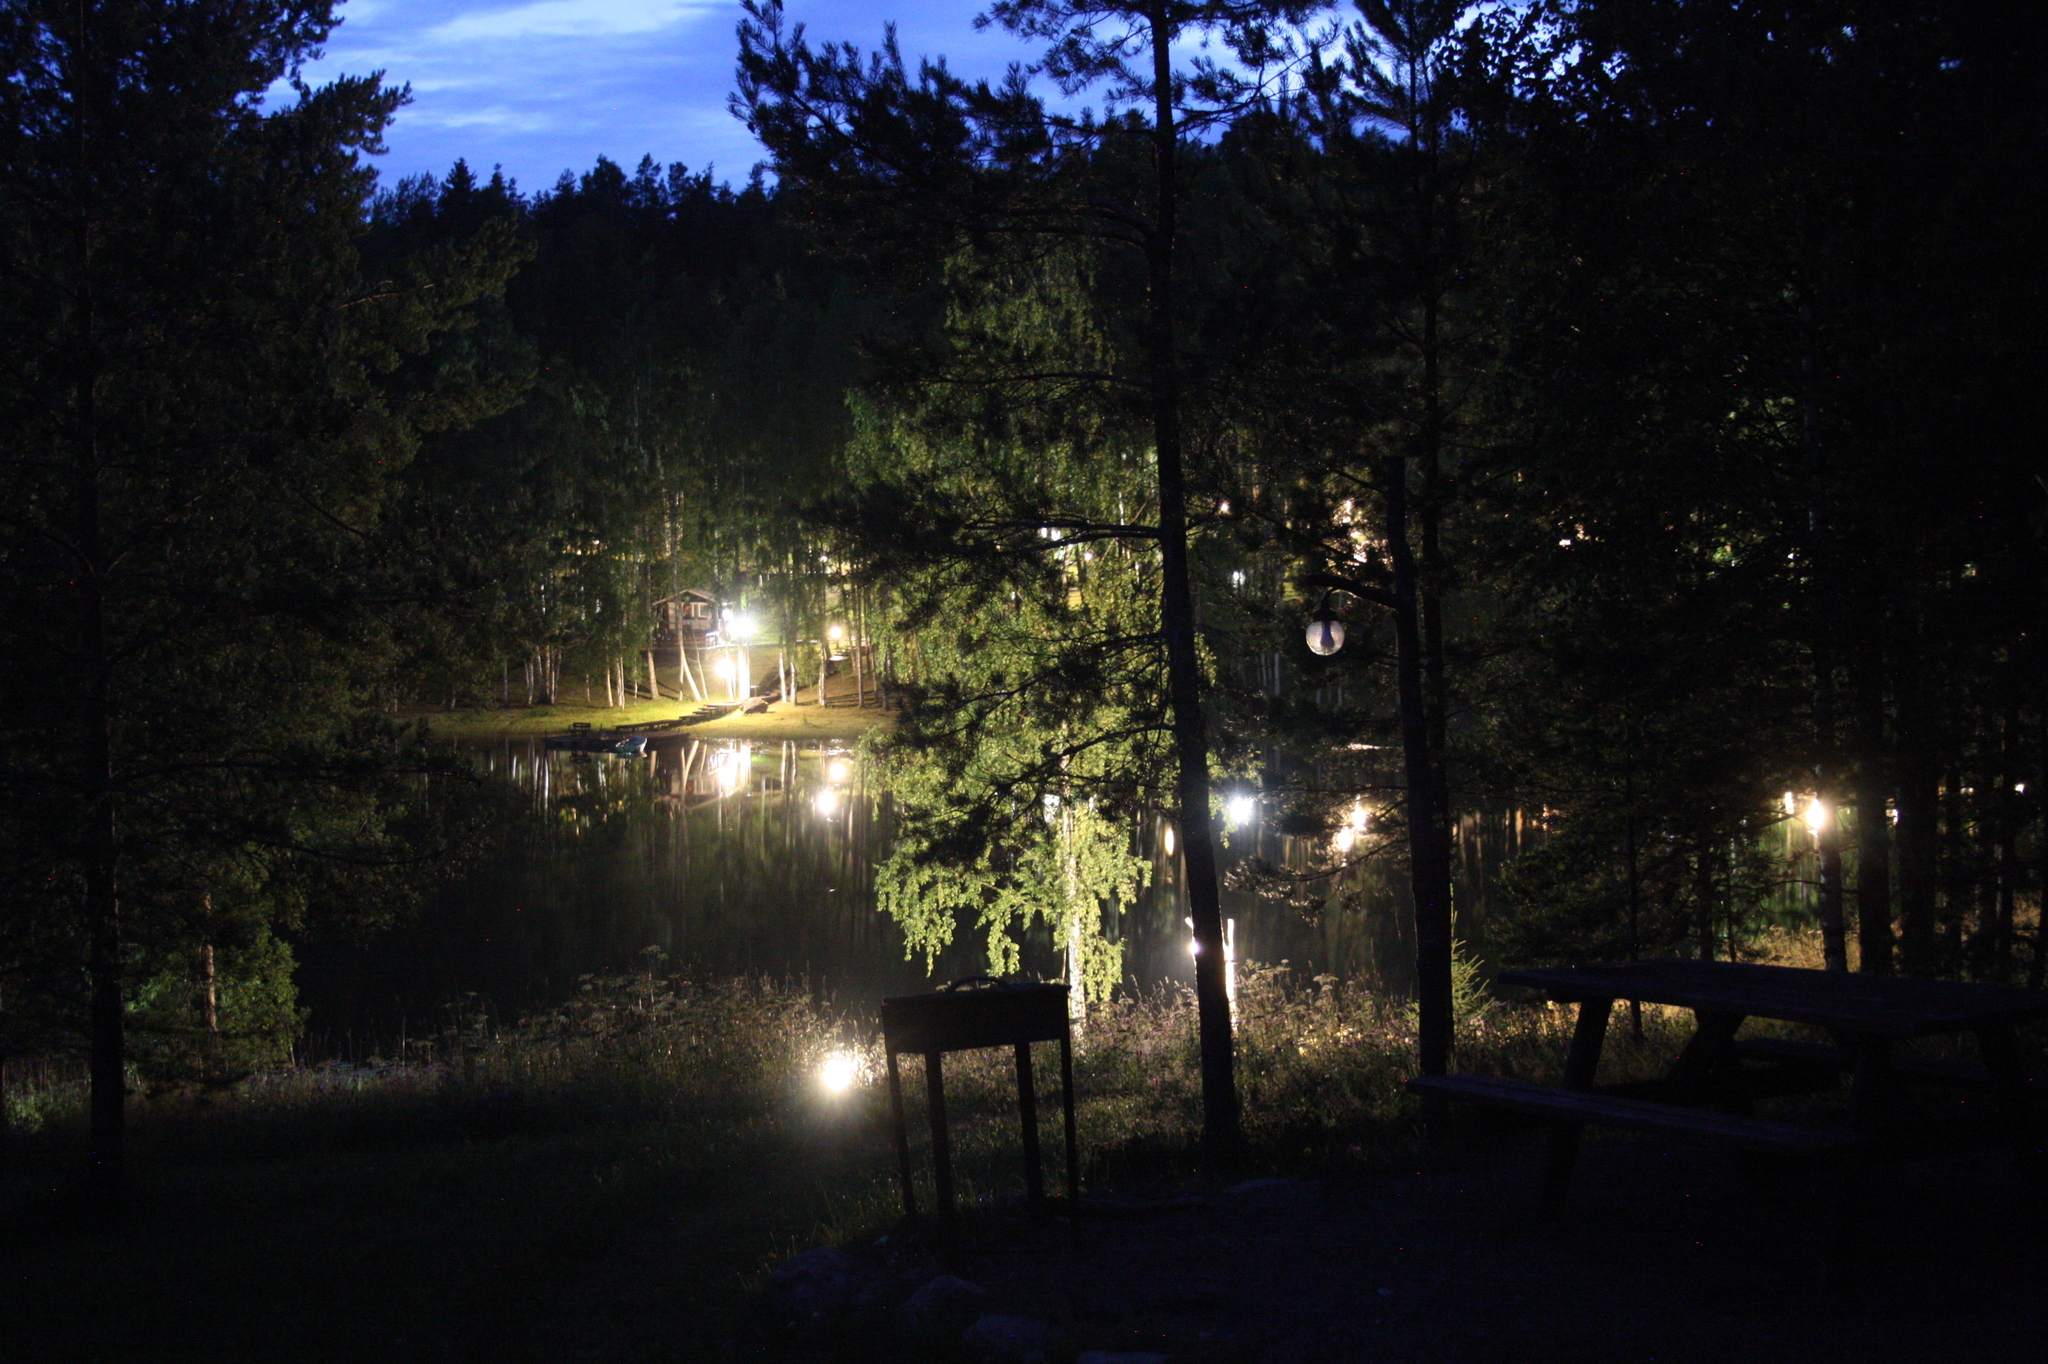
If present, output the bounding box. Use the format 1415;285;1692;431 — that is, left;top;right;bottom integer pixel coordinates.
296;736;1532;1050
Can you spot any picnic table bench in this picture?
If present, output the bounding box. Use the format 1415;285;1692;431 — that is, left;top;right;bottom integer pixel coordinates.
1409;960;2048;1269
1406;1073;1866;1156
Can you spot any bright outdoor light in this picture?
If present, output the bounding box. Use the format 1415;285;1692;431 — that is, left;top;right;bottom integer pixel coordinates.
827;758;852;784
1226;793;1257;828
819;1051;859;1094
826;623;846;644
813;787;841;817
726;611;756;641
1803;797;1829;836
1333;805;1369;855
1162;823;1176;856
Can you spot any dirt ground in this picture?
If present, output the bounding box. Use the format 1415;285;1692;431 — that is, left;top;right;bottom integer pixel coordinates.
762;1136;2048;1364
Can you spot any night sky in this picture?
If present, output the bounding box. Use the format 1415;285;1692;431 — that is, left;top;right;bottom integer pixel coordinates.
292;1;1029;194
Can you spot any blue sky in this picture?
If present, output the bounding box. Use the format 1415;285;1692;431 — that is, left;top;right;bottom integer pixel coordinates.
294;1;1033;196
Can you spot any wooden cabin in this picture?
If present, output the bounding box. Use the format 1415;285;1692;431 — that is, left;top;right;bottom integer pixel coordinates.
651;589;718;647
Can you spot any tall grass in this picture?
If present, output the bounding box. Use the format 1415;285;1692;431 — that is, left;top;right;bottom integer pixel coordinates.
2;960;1715;1360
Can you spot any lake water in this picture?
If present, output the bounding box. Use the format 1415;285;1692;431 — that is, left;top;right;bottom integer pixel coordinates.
295;737;1534;1051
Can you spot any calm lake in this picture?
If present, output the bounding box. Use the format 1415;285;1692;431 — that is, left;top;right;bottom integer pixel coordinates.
295;737;1533;1052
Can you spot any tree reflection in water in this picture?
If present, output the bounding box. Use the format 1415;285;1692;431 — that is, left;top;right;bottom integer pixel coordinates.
298;738;963;1051
296;738;1534;1053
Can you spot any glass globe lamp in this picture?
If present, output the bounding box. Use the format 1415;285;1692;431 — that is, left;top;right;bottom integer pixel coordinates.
1306;608;1346;657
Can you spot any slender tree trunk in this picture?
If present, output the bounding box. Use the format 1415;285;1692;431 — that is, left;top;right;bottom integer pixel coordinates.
1696;844;1717;962
1384;450;1456;1076
851;596;865;708
1895;645;1940;976
83;489;125;1189
1852;634;1894;973
1060;799;1086;1033
1994;703;2019;975
198;941;218;1035
1803;297;1849;972
678;637;701;702
72;184;125;1184
1146;4;1239;1156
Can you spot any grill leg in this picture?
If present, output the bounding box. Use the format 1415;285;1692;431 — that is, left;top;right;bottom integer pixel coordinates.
886;1047;917;1221
925;1051;955;1220
1015;1042;1045;1217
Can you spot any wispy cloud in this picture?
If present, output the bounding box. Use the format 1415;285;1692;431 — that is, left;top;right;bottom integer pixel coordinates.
428;1;717;44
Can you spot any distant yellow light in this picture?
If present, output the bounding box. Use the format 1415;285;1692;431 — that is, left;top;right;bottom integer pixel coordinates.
1333;805;1369;856
1162;824;1176;856
1803;797;1829;836
827;758;852;784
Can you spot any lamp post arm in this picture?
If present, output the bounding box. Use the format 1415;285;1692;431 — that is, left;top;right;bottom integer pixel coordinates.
1299;572;1404;614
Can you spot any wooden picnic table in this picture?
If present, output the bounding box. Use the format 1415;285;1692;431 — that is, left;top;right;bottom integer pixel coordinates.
1410;959;2048;1248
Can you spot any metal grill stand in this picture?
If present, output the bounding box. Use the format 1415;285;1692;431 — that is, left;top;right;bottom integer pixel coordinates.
880;978;1078;1223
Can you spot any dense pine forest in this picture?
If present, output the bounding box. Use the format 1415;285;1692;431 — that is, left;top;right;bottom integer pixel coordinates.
2;0;2041;1180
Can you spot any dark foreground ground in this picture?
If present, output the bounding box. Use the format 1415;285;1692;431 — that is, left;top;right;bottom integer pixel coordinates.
759;1137;2048;1364
6;1130;2043;1362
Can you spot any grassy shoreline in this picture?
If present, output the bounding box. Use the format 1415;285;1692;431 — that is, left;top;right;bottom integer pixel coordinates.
410;670;894;745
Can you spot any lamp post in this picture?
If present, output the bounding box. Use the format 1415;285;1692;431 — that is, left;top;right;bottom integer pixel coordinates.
1300;570;1454;1076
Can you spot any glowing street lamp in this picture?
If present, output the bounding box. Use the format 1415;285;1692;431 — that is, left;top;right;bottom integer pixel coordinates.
722;610;755;702
1306;604;1346;657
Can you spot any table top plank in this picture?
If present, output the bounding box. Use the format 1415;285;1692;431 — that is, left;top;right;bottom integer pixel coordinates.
1495;960;2048;1038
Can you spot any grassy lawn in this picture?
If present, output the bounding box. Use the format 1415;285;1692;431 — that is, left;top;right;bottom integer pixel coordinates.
414;666;892;746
